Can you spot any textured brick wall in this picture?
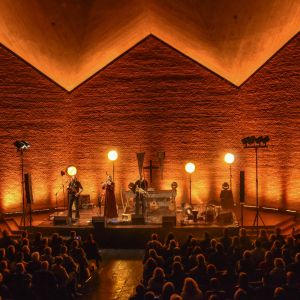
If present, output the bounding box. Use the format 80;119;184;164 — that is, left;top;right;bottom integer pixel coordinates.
0;35;299;212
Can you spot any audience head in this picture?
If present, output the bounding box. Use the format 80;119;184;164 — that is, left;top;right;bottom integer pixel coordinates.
209;277;220;290
0;248;5;259
34;231;42;241
31;251;40;262
170;294;183;300
181;277;203;298
55;256;63;265
172;261;184;274
61;245;68;254
161;282;175;300
286;271;296;286
41;260;49;270
15;262;25;274
44;246;52;255
238;272;248;288
152;267;165;279
273;287;285;300
233;288;248;300
144;291;155;300
196;254;206;266
134;283;145;296
151;233;159;241
274;257;285;269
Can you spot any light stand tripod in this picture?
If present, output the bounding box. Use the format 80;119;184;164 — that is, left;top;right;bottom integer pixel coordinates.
242;136;270;234
14;141;30;227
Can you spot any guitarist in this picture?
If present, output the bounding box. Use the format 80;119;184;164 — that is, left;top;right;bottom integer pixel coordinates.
134;175;148;215
67;175;83;223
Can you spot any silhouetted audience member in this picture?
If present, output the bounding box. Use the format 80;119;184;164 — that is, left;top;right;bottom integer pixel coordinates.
82;233;102;267
168;261;186;294
161;281;175;300
180;277;203;300
250;240;265;267
27;251;42;274
9;262;33;300
238;228;252;251
0;230;16;249
282;271;300;300
199;232;211;255
269;258;286;287
41;246;55;266
286;252;300;282
147;267;166;296
257;229;270;250
205;278;226;300
129;283;145;300
143;257;158;286
219;228;232;252
32;260;57;300
274;228;285;246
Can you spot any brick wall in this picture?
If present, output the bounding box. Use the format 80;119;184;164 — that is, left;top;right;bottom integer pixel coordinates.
0;35;299;212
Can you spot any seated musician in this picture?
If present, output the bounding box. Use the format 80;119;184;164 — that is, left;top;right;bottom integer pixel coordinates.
133;175;148;215
220;182;234;209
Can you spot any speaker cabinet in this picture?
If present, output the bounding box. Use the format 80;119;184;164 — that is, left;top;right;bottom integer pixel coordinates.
240;171;245;203
53;216;68;225
24;173;34;204
162;216;176;227
216;211;234;225
132;215;145;225
92;216;105;229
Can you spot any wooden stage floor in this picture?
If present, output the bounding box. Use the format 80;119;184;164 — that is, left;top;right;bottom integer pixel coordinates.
10;205;294;248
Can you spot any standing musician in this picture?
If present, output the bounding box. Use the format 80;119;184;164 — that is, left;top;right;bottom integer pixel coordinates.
67;175;83;223
220;182;234;209
133;175;148;215
102;175;118;220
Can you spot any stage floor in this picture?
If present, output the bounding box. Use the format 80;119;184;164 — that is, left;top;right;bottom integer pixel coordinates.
35;205;239;228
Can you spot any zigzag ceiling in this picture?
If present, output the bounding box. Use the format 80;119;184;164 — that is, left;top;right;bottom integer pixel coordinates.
0;0;299;91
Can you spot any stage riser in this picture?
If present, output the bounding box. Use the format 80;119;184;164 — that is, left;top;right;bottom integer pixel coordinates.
92;225;239;248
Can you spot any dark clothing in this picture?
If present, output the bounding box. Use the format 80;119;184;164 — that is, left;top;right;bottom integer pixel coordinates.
67;178;83;220
32;269;57;299
103;181;118;218
220;189;234;209
134;179;148;215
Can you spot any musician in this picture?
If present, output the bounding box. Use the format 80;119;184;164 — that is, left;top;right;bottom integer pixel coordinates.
220;182;234;209
67;176;83;223
133;175;148;215
102;175;118;220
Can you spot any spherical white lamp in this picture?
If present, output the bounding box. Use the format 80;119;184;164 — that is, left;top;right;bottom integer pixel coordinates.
67;166;77;176
185;162;196;205
224;153;235;189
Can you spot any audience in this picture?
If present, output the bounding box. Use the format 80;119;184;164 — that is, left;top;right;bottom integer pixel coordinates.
131;227;300;300
0;229;99;299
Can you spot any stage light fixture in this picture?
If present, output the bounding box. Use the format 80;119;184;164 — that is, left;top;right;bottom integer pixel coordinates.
67;166;77;176
224;153;235;189
241;135;270;148
108;150;118;181
185;162;195;206
241;135;270;234
108;150;118;161
185;162;195;174
14;140;30;151
224;153;235;164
